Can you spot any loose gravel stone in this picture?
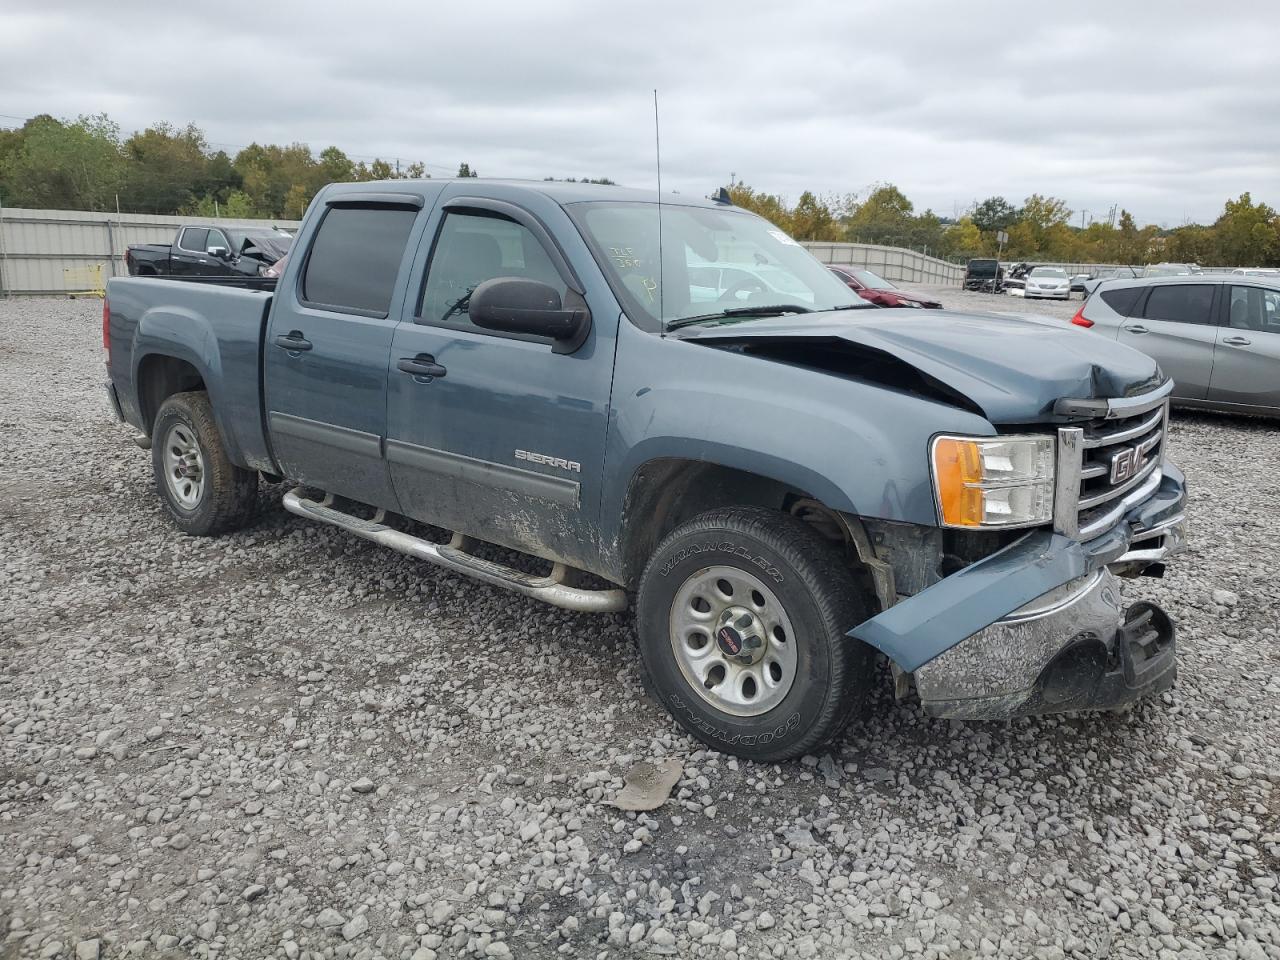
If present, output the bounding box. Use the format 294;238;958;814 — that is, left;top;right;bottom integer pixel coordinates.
2;294;1278;960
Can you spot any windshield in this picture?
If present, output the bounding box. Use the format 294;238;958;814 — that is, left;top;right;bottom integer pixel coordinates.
853;269;895;289
572;202;867;328
1030;267;1067;278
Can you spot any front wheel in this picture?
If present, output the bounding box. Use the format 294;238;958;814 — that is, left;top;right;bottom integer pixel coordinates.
151;391;258;536
636;507;874;761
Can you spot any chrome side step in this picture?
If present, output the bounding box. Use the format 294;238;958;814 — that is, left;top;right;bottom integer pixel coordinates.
282;487;627;614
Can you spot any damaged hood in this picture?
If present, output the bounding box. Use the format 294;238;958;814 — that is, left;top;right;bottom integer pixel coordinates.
680;309;1164;423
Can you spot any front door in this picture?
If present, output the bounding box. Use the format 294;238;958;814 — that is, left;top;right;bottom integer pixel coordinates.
1116;283;1218;401
263;199;421;508
385;195;616;569
1208;284;1280;413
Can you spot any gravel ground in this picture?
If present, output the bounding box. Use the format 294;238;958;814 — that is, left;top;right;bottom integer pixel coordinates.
2;293;1278;960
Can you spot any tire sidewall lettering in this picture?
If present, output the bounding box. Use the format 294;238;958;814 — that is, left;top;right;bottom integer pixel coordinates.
658;540;784;584
669;691;801;747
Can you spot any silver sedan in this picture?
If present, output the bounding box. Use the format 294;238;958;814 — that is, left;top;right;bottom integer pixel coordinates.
1076;276;1280;417
1024;266;1072;300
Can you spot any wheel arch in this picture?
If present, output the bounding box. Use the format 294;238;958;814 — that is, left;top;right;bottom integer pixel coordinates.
136;353;207;433
615;456;862;589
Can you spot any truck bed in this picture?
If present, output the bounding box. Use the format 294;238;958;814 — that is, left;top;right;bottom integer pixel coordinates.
106;276;277;472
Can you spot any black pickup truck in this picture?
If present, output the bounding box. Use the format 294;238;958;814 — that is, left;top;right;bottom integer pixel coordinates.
125;225;293;278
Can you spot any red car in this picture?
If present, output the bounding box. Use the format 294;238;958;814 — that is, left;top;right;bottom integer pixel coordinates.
829;265;942;309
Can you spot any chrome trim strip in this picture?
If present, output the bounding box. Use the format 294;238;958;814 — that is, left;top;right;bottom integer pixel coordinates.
1052;427;1082;537
1078;455;1161;510
1081;408;1164;448
1078;468;1164;539
1054;379;1174;420
1080;462;1108;479
385;439;580;508
268;411;382;458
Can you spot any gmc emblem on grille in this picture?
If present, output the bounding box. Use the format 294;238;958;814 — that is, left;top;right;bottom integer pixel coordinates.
1108;446;1145;485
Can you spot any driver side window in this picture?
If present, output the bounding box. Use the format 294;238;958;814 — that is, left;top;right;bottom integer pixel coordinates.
419;211;567;330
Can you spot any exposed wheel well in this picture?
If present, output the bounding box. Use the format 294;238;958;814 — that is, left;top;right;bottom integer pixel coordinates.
619;459;832;587
137;355;206;433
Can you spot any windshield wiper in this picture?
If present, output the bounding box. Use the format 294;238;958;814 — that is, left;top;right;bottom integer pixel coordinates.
665;303;814;331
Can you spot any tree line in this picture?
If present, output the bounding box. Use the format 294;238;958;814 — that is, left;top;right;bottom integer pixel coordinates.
2;113;1276;267
728;183;1280;268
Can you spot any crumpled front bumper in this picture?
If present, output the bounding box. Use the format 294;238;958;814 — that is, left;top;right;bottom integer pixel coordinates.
849;464;1186;719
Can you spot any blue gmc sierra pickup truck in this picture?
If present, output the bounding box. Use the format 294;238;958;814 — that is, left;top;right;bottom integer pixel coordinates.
103;179;1187;760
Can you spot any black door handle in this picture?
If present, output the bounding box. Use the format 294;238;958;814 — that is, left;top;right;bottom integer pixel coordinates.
274;331;312;351
398;355;447;380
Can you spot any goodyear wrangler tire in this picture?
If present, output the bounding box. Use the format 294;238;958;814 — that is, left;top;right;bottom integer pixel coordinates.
636;507;873;762
151;391;258;537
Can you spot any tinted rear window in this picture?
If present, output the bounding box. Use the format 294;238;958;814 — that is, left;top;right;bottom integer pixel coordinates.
1099;286;1144;317
302;206;417;316
1142;284;1215;325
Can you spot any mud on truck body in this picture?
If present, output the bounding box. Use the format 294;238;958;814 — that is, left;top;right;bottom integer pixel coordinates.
103;179;1187;761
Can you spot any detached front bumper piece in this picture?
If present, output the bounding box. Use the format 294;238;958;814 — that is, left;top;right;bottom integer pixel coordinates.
911;569;1175;719
848;465;1186;720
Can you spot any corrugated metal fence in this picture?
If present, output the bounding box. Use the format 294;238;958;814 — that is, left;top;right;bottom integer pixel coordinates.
802;242;965;286
0;206;301;296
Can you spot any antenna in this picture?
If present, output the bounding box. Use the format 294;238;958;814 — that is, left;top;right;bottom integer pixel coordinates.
654;89;665;332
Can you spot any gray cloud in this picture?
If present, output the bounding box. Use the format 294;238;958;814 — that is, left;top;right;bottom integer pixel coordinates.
3;0;1277;224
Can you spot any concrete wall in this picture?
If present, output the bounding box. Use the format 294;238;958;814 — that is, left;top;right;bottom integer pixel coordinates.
0;207;300;296
802;242;966;286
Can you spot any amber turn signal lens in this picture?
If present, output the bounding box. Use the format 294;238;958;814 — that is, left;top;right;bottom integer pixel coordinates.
932;438;984;527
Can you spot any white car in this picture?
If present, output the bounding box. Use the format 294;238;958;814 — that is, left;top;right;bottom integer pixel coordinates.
1024;266;1071;300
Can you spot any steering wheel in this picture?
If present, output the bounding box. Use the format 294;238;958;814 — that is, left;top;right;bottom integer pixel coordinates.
718;278;768;303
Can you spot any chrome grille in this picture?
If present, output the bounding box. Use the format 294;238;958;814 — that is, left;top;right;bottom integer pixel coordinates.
1053;383;1172;540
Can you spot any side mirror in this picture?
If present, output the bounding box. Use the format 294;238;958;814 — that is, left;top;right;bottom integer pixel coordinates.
208;246;229;259
469;277;590;353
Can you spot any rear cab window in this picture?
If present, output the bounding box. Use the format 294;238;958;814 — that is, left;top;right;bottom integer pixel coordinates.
1141;284;1215;325
301;205;418;317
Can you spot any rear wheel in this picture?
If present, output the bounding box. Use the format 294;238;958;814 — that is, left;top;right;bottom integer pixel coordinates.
636;507;874;761
151;391;257;536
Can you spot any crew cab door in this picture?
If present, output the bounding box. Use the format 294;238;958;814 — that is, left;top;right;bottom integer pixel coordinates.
1207;284;1280;413
263;195;424;508
385;191;618;570
1116;282;1218;401
170;227;214;276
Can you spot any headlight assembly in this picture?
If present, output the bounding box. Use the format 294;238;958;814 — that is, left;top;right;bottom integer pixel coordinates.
931;434;1055;528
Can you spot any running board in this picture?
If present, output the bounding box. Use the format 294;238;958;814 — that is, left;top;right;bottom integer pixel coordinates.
282;487;627;614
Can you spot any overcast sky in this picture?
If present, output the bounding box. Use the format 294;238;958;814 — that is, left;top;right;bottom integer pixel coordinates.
3;0;1277;226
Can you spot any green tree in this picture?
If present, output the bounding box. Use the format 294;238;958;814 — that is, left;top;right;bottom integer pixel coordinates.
0;114;124;210
1213;193;1279;266
844;183;915;245
970;196;1019;234
727;183;793;232
457;162;478;178
120;122;212;214
946;217;984;257
789;191;840;241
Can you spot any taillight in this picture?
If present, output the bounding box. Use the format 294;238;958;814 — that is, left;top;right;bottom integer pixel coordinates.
1070;305;1093;328
102;298;111;361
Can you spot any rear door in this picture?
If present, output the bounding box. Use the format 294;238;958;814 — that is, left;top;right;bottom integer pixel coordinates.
1116;282;1218;401
1207;284;1280;413
384;190;618;569
170;227;212;276
263;194;425;508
